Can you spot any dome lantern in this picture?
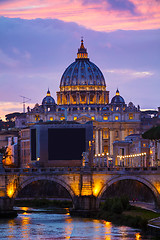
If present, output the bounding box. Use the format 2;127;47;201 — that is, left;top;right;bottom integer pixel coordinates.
116;89;120;96
46;88;51;96
77;38;88;59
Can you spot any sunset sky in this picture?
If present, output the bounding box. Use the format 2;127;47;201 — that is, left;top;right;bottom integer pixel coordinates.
0;0;160;120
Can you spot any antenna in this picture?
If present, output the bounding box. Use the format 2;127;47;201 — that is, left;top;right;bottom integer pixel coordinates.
20;96;31;113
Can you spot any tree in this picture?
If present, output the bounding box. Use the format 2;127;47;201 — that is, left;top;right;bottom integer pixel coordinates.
5;112;21;122
142;126;160;165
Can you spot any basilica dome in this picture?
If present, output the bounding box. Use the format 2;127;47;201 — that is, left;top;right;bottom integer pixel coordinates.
42;89;55;106
111;89;125;105
57;40;109;106
60;39;106;90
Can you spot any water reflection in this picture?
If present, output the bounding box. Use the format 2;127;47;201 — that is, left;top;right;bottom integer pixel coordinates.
135;232;142;240
0;207;146;240
8;219;15;239
21;215;31;239
104;221;111;240
65;215;73;239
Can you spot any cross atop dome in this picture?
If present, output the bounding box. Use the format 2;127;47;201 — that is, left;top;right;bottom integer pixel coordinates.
77;38;88;59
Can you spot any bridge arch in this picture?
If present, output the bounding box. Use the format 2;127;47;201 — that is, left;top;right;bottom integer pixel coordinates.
12;175;75;201
97;175;160;208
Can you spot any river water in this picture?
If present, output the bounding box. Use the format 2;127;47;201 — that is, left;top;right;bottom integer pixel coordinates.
0;207;153;239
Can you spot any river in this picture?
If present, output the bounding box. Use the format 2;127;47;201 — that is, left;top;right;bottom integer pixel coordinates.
0;207;153;239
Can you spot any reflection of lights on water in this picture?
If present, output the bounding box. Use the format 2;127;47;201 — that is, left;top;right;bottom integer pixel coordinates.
21;215;31;240
65;208;70;215
135;233;141;240
22;216;31;226
20;207;29;215
65;216;73;240
105;221;111;228
8;219;15;239
103;220;111;240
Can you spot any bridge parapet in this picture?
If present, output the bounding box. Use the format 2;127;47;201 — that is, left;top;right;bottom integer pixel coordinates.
2;166;160;175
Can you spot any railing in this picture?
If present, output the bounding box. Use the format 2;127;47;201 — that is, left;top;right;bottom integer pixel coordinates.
2;166;160;174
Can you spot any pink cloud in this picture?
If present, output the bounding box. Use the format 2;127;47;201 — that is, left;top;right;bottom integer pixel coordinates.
0;0;160;31
0;101;35;120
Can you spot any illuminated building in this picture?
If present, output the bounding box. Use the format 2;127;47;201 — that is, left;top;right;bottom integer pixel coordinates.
18;39;142;163
113;134;150;167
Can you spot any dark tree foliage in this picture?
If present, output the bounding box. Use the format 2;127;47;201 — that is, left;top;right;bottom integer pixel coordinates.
5;112;21;121
142;125;160;140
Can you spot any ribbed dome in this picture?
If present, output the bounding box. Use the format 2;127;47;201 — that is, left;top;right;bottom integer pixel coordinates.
60;39;106;88
111;89;125;104
42;89;55;106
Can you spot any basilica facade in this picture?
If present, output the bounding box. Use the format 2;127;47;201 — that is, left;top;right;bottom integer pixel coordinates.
20;40;141;159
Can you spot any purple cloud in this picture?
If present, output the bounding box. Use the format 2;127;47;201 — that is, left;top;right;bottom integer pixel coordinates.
107;0;136;13
82;0;136;14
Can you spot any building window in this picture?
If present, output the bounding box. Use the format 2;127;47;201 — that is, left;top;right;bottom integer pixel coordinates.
103;116;108;121
50;117;53;121
115;116;119;120
103;129;108;139
143;143;146;147
115;131;119;138
120;148;124;156
93;131;95;139
60;116;65;121
35;115;40;121
129;113;133;120
129;129;133;135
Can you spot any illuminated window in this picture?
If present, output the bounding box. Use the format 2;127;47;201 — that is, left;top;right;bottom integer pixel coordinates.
93;131;95;139
91;116;95;120
50;117;53;121
103;116;108;121
35;115;40;121
129;113;133;120
103;129;108;139
60;117;65;121
115;116;119;120
143;143;146;147
74;116;77;120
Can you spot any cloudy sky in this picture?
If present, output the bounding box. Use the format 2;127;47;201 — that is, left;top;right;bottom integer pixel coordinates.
0;0;160;120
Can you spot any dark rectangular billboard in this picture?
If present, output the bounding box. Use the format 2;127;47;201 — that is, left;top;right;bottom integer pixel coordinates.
31;128;36;160
48;128;86;160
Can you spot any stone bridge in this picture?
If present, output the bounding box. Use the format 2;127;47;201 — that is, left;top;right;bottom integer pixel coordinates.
1;166;160;212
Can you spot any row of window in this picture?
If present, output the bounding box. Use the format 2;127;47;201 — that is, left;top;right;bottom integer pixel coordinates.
93;129;134;140
34;113;134;122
